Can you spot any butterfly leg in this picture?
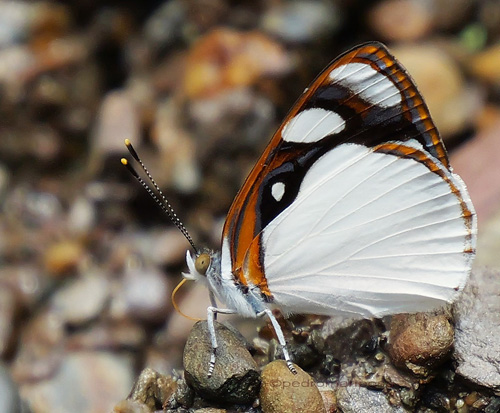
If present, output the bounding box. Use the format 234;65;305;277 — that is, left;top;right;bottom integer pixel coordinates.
209;291;218;320
206;306;237;377
258;309;297;375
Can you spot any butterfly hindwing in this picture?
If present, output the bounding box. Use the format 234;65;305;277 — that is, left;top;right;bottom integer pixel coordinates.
220;42;476;313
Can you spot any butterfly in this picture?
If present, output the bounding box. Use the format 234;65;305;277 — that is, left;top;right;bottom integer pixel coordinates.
123;41;476;376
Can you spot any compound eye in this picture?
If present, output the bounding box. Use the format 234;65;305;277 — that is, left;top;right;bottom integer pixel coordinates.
195;253;211;275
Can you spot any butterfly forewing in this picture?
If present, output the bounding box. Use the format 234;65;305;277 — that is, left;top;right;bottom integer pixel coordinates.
220;42;476;313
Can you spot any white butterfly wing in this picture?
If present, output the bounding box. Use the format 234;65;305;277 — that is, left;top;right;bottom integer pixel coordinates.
261;141;476;318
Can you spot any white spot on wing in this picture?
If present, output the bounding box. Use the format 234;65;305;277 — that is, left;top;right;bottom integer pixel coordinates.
330;63;401;108
271;182;285;202
282;108;345;143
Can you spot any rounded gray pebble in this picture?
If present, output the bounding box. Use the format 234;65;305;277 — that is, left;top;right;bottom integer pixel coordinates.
183;321;260;404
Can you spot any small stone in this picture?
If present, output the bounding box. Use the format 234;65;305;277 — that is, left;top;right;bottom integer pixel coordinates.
67;196;96;236
152;98;200;194
383;365;417;389
183;28;290;99
19;352;134;413
12;311;65;383
454;269;500;391
127;368;177;411
93;90;140;156
0;288;18;357
388;313;454;377
260;360;325;413
368;0;433;41
336;385;405;413
193;409;227;413
50;273;109;326
44;240;84;277
183;321;260;404
121;267;170;324
319;389;337;413
66;320;147;351
421;388;451;411
113;399;150;413
169;378;194;409
468;43;500;85
392;43;481;138
310;316;384;362
0;362;24;413
260;1;340;43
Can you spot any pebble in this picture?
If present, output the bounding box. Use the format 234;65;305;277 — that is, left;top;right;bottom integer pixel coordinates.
183;28;291;99
468;43;500;85
152;98;200;194
19;351;134;413
0;265;44;309
50;272;109;326
368;0;433;41
260;0;340;43
93;90;140;156
319;389;337;413
125;367;177;411
0;46;35;103
392;43;481;138
310;316;384;362
183;321;260;404
168;378;194;409
128;228;190;267
143;0;186;49
454;269;500;391
260;360;325;413
12;311;65;383
388;313;454;377
66;320;147;351
336;385;405;413
121;267;171;324
43;240;85;278
67;196;96;236
0;288;18;357
188;88;275;149
113;399;150;413
0;361;25;413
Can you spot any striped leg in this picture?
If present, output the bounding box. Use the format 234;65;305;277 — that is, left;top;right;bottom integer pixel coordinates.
206;306;237;377
258;309;297;374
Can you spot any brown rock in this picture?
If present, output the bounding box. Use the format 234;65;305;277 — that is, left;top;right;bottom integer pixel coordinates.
368;0;433;41
19;351;134;413
127;368;177;411
388;313;454;377
392;43;481;138
44;240;84;277
260;360;325;413
113;399;150;413
469;44;500;85
183;28;290;98
319;389;337;413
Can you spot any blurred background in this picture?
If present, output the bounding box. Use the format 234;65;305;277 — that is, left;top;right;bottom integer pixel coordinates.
0;0;499;411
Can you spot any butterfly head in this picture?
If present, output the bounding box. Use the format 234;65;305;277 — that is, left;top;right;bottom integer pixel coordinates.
183;249;221;286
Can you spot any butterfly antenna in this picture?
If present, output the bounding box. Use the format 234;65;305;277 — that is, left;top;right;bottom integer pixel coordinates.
121;139;199;254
